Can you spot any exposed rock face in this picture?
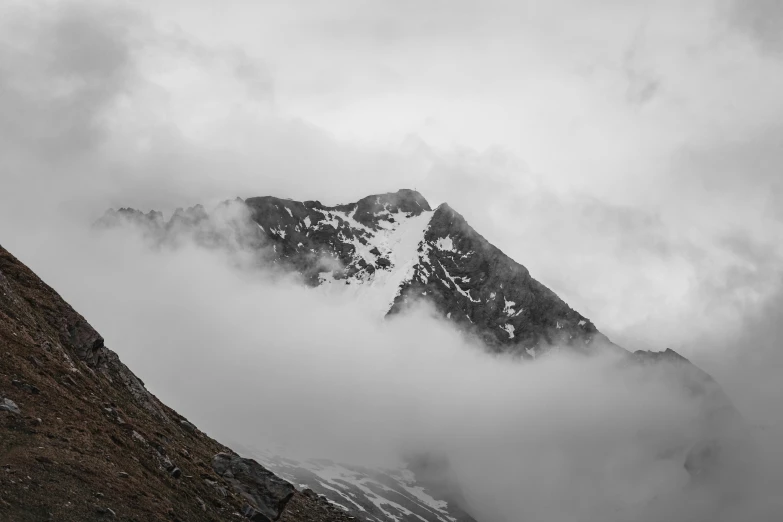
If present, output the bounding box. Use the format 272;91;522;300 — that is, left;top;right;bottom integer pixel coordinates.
389;203;602;352
240;190;433;285
1;397;20;414
212;453;296;521
0;244;356;522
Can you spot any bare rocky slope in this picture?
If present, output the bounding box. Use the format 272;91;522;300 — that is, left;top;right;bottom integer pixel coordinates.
0;244;356;522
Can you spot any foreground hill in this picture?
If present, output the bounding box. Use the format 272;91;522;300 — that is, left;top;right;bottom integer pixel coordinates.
0;244;358;522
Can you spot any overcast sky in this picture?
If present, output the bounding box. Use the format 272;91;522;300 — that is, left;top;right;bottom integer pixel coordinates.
1;0;783;425
3;2;783;519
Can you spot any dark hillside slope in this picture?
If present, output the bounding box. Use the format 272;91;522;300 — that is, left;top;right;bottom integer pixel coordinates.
0;245;355;522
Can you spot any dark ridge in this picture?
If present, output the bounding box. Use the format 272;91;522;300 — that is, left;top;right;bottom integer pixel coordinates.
0;244;358;522
389;201;598;352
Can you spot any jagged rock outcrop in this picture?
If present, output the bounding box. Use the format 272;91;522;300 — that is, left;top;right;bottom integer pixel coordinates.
212;453;296;521
0;244;357;522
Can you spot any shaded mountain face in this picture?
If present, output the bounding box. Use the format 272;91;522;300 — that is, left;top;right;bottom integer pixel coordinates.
0;244;358;522
100;189;607;356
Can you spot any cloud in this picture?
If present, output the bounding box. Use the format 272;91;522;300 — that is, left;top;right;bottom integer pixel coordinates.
0;1;426;236
727;0;783;54
0;2;138;159
1;0;781;381
622;24;661;105
2;2;783;519
16;210;773;522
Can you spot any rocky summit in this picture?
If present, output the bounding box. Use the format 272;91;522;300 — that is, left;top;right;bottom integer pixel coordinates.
100;189;613;356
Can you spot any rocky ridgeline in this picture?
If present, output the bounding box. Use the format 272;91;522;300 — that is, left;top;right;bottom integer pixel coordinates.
0;244;357;522
388;202;605;353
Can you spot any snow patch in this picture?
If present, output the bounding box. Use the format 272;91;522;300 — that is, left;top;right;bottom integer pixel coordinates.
270;227;286;239
437;261;479;303
317;211;434;315
434;236;455;252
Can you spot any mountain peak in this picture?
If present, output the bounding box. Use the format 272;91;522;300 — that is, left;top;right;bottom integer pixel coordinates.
357;188;432;212
98;190;606;356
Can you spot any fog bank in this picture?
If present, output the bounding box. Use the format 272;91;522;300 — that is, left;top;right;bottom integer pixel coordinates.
10;217;777;522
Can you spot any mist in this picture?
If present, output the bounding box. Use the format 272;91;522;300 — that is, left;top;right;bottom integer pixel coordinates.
2;1;783;521
3;212;775;522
